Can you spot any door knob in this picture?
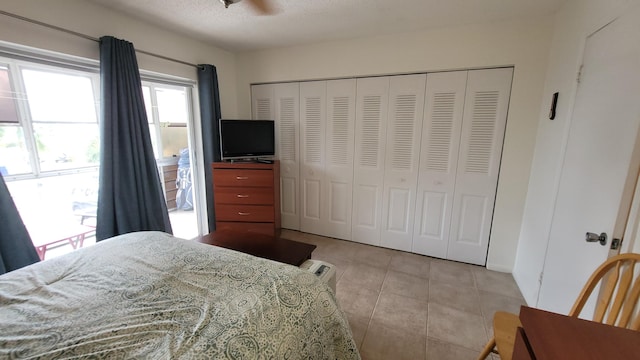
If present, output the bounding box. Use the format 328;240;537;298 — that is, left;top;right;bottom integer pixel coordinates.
585;232;607;246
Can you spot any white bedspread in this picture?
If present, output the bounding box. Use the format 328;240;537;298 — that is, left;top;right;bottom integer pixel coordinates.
0;231;359;359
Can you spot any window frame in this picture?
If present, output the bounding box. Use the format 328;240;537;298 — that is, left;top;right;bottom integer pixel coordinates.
0;57;101;181
141;80;194;161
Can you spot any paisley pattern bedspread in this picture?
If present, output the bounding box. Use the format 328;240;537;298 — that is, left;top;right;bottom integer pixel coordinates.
0;231;359;359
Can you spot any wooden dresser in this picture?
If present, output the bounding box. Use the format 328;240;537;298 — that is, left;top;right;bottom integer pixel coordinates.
212;161;280;236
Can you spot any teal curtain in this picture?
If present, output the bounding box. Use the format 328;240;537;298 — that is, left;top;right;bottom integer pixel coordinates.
0;174;39;274
197;64;222;233
96;36;172;240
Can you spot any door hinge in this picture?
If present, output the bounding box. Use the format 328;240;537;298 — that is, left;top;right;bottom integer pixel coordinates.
611;237;622;250
577;64;584;84
538;272;544;285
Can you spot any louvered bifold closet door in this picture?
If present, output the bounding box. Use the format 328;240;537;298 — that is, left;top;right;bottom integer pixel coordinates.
274;83;301;230
300;81;326;235
323;79;356;240
379;74;426;251
447;68;513;265
412;71;468;258
252;84;274;121
352;77;390;246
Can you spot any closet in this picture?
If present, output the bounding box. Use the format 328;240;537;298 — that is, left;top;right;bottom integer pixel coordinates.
251;68;513;265
251;83;300;230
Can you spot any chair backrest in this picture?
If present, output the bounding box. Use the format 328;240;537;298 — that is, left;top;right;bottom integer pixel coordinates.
569;253;640;330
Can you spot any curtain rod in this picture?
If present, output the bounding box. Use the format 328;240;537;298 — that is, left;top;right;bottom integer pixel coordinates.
0;9;200;69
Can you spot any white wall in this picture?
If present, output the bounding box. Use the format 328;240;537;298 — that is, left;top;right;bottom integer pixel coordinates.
514;0;640;306
236;17;554;271
0;0;238;118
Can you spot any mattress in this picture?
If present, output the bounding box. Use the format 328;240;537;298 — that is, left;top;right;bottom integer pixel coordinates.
0;231;359;359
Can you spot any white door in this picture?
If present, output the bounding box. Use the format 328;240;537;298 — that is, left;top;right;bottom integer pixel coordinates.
447;68;513;265
538;7;640;316
380;74;426;251
352;77;390;246
251;84;274;121
299;81;326;235
274;83;300;230
324;79;356;240
413;71;467;258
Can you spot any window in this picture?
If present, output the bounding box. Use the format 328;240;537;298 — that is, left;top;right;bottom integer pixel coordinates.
0;56;101;259
0;64;32;176
142;82;198;234
142;83;190;159
1;51;199;259
0;60;100;176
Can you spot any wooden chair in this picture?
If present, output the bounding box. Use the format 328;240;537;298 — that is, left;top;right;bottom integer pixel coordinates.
477;253;640;360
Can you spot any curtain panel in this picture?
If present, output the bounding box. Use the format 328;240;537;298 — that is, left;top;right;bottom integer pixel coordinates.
197;64;222;233
0;174;39;274
96;36;172;240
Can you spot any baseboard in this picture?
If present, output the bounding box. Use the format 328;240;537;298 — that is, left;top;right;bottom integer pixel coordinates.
485;262;513;273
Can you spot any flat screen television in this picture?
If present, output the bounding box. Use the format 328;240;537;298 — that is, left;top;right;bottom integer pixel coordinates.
219;119;275;160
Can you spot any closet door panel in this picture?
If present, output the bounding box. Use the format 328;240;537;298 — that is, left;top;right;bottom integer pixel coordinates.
324;79;356;240
447;68;513;265
352;77;389;246
274;83;301;230
251;84;274;121
413;71;467;258
300;81;326;235
380;74;426;251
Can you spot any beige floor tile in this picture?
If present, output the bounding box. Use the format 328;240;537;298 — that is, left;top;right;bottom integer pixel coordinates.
479;290;527;336
429;259;476;288
473;268;524;299
382;270;429;301
314;239;362;262
427;302;488;351
281;229;527;360
371;291;428;336
341;262;387;291
360;320;426;360
389;251;431;279
345;311;369;351
353;244;394;269
336;281;380;321
429;279;482;315
426;338;480;360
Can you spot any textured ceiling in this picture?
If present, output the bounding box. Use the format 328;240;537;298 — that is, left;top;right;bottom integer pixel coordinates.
88;0;566;52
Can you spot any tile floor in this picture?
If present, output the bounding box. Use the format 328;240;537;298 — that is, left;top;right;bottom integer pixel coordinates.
280;229;527;360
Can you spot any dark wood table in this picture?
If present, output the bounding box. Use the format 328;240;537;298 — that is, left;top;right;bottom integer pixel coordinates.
513;306;640;359
195;230;316;266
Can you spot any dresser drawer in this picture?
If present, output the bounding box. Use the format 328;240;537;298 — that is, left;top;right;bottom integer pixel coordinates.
215;221;275;236
214;187;274;205
214;169;273;187
215;204;275;222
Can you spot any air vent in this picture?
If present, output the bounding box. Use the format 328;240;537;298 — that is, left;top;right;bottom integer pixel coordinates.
279;97;296;162
465;91;499;174
426;92;455;172
305;97;322;164
330;96;350;166
391;94;417;170
359;95;381;168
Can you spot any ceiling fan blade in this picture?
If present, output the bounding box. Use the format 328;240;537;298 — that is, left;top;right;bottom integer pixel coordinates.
246;0;273;15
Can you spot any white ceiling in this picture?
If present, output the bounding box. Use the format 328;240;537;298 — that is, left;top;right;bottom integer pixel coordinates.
88;0;567;52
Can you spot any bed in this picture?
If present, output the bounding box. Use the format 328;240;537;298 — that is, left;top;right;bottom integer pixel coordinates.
0;231;359;359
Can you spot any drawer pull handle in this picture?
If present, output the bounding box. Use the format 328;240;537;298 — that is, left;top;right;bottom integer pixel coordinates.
237;194;249;198
238;212;251;216
236;176;249;180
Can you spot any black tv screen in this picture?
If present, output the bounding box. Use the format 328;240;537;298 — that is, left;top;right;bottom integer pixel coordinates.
219;119;275;160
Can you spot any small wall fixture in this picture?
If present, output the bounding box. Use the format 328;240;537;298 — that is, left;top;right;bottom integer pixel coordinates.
549;92;559;120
